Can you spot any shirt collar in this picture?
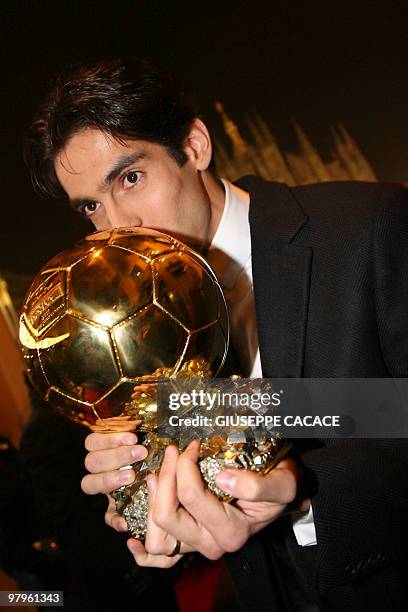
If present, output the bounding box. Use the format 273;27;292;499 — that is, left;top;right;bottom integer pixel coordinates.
206;179;251;289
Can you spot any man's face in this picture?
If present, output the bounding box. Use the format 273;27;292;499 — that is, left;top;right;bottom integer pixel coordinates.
54;127;213;250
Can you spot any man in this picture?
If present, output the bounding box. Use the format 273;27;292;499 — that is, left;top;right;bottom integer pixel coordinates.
26;58;408;611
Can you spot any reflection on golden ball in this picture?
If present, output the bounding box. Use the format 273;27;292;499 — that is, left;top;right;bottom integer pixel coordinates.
19;227;228;428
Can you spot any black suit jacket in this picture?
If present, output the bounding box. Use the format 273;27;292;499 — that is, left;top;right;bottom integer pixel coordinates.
223;176;408;611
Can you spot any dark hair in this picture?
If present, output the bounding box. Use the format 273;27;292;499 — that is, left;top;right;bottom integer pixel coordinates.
25;58;200;198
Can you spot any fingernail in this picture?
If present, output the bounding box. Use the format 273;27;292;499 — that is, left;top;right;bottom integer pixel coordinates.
123;435;137;445
127;539;136;552
165;444;179;459
187;439;200;451
130;446;146;460
215;472;236;492
119;469;135;485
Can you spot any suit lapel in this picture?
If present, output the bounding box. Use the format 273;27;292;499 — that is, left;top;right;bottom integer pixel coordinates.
235;177;312;378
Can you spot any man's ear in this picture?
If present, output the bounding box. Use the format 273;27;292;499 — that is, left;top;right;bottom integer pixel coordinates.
184;118;213;171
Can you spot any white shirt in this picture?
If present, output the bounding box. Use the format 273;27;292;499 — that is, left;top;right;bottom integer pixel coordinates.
207;178;317;547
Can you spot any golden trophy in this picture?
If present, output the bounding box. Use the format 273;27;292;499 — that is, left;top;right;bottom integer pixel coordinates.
19;227;290;538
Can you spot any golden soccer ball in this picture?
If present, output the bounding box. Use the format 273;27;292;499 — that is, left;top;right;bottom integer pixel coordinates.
19;227;228;428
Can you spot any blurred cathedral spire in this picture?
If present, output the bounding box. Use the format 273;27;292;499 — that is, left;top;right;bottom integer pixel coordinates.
214;103;377;184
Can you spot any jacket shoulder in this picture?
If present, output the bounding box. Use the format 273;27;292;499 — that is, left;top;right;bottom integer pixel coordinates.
290;180;408;217
236;175;408;218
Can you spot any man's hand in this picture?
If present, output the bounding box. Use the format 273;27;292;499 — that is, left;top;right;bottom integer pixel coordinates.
126;444;226;567
81;431;148;532
126;439;309;567
82;433;309;568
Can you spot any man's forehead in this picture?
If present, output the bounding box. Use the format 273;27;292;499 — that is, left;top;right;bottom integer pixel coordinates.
54;130;151;187
57;130;143;166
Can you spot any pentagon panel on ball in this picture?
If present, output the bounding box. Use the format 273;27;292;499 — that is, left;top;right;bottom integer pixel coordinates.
19;227;229;429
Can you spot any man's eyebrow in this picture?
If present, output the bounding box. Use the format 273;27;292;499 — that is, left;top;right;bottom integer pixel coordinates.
99;151;148;191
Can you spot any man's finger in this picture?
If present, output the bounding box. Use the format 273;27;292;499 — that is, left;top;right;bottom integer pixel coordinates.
105;495;128;532
175;440;251;553
176;440;223;516
84;444;147;473
81;467;136;495
127;538;184;568
215;464;297;504
151;443;219;556
110;514;129;532
85;431;138;451
144;473;169;555
145;455;189;556
152;445;180;522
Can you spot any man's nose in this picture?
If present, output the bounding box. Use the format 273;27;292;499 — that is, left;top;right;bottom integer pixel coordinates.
106;200;142;229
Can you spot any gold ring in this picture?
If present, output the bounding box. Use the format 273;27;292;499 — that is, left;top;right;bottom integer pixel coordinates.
167;539;181;557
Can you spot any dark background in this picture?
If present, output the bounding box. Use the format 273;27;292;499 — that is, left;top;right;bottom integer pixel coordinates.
1;0;407;276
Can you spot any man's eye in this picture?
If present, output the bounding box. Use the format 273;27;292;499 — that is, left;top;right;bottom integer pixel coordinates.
81;201;100;217
122;170;143;188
